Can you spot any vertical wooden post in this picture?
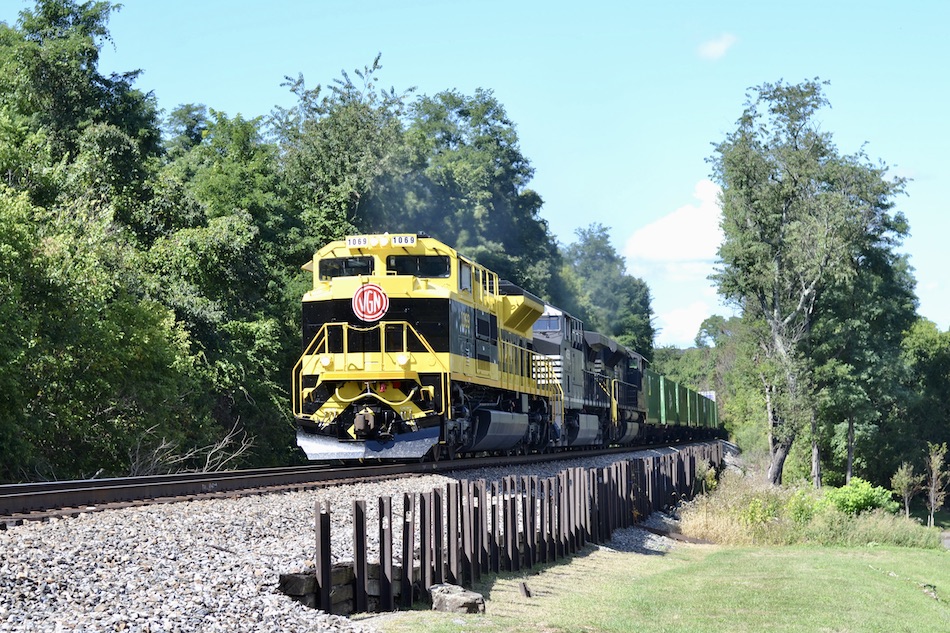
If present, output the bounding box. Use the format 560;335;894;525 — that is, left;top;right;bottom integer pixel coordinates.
433;488;444;585
506;479;519;571
569;468;578;553
461;480;474;586
520;477;532;569
477;480;489;575
379;496;393;611
420;492;432;594
557;471;568;559
540;478;551;563
401;493;414;609
578;469;587;546
652;455;661;514
527;476;539;568
447;482;460;584
582;467;592;546
590;468;607;543
353;500;368;613
622;460;632;528
610;464;619;534
470;480;482;582
490;481;500;573
639;458;651;519
315;500;331;611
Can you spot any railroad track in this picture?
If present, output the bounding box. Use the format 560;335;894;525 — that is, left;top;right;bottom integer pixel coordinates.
0;445;672;526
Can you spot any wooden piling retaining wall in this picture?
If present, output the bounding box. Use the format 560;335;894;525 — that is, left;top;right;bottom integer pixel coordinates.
280;442;723;614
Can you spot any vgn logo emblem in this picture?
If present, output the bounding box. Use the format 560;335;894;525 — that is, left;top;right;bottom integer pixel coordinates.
352;283;389;322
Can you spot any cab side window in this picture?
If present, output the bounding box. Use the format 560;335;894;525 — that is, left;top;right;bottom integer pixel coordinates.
460;262;473;292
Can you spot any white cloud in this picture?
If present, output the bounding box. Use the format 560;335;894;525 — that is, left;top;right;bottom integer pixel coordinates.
656;301;711;348
698;33;737;60
624;179;722;265
623;179;728;348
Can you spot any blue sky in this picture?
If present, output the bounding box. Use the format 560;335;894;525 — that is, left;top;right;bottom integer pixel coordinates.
3;0;947;347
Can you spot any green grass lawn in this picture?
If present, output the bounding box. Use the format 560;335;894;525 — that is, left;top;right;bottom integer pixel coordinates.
365;542;950;633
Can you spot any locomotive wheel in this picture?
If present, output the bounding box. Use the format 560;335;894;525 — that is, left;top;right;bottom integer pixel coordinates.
430;443;457;462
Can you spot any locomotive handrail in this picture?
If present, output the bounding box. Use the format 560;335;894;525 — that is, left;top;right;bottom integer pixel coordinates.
531;354;564;425
292;320;448;417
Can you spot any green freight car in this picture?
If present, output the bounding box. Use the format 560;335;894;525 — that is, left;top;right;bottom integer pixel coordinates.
644;368;719;440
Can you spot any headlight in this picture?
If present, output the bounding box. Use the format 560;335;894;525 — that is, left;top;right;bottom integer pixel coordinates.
320;355;333;368
396;353;409;367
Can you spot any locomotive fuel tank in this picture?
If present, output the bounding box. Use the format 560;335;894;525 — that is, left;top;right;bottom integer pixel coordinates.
466;409;530;452
565;413;601;447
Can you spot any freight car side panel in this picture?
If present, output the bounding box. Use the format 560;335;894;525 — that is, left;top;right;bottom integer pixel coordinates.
644;368;662;426
663;376;680;426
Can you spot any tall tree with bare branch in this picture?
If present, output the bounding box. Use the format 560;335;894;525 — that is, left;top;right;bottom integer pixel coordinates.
710;79;907;484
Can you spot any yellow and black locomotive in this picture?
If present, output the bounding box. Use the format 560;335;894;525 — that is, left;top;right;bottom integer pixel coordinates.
292;233;719;460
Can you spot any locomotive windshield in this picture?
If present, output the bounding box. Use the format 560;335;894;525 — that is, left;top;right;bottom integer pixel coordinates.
318;256;374;280
387;255;451;278
534;315;560;332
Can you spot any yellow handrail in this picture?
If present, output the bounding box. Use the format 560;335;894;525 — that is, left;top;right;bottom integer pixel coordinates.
292;320;448;416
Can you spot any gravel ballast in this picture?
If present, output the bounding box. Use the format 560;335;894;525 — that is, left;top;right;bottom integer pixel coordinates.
0;448;689;632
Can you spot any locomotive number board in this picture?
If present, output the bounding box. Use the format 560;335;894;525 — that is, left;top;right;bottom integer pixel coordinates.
346;234;417;248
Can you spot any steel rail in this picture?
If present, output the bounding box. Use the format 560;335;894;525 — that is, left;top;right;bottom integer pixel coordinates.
0;443;683;524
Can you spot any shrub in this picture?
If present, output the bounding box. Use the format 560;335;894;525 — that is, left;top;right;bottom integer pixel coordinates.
824;478;899;515
695;460;719;494
802;507;942;548
679;470;939;549
849;509;942;548
786;488;820;525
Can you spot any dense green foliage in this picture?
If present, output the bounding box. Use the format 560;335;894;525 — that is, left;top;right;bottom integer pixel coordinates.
688;78;946;493
652;316;768;454
563;224;655;359
0;1;655;482
652;80;948;502
1;3;945;489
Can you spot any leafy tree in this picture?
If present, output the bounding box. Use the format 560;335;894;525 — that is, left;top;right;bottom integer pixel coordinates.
0;0;215;481
273;55;410;259
0;0;160;201
804;229;917;487
0;183;209;480
652;315;766;455
925;442;948;528
393;88;566;302
710;79;909;484
901;320;950;451
651;316;732;392
891;462;924;519
163;103;209;157
0;187;44;479
0;1;295;480
563;224;654;355
146;110;297;465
